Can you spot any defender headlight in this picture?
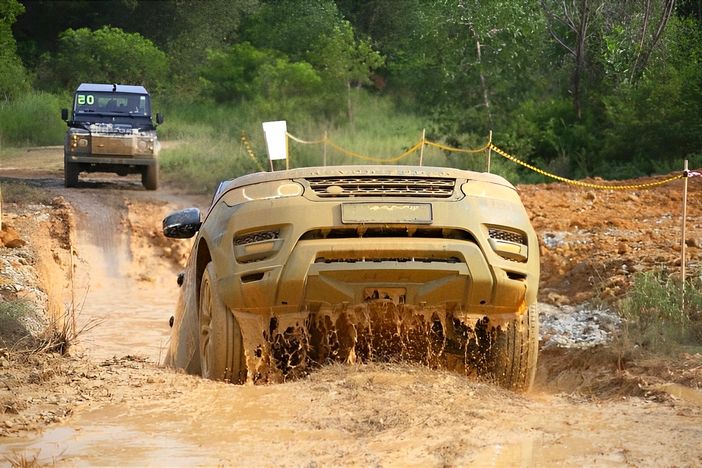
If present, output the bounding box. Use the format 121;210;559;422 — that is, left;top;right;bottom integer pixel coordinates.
222;181;303;207
70;131;90;150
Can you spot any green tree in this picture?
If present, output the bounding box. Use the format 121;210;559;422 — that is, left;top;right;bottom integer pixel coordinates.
38;26;168;91
0;0;29;100
199;42;324;115
310;20;384;120
244;0;383;119
602;17;702;171
243;0;343;61
200;42;275;102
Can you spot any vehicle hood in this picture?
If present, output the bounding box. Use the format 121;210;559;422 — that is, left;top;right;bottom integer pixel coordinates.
219;165;516;192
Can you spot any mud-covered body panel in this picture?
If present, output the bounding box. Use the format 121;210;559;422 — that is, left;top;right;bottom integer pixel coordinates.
164;165;539;380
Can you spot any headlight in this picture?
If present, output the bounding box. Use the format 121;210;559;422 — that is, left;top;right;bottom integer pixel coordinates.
70;132;90;150
222;181;303;207
461;181;520;202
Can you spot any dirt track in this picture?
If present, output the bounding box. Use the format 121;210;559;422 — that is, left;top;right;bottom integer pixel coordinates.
1;147;701;466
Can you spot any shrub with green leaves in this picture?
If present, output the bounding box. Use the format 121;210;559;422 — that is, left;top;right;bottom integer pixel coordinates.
37;26;168;92
619;271;702;354
0;0;30;100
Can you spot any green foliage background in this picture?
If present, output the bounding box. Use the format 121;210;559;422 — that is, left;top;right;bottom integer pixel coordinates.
2;0;701;185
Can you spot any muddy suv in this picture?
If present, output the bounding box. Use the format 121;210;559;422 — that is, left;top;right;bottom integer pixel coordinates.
61;83;163;190
163;165;540;391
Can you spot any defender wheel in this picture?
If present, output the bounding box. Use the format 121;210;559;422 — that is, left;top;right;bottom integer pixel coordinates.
142;163;159;190
198;262;245;383
484;303;539;392
64;162;79;187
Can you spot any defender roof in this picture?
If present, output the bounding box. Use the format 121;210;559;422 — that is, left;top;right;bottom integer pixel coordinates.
76;83;149;94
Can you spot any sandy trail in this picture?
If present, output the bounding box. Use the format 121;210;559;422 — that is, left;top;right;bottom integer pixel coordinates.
1;147;701;466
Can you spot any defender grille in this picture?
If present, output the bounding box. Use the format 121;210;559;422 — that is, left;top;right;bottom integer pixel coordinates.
488;228;526;245
306;176;455;198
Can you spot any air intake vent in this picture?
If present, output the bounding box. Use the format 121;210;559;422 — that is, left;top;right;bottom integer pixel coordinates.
306;176;455;198
234;230;279;246
488;228;526;245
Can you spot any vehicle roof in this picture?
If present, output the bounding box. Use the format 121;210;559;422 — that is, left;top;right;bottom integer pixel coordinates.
217;165;515;194
76;83;149;94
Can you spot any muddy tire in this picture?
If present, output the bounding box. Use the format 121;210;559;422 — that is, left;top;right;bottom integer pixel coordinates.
64;162;79;187
484;303;539;392
142;163;159;191
198;262;245;383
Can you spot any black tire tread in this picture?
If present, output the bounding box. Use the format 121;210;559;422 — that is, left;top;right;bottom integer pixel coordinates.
488;303;539;391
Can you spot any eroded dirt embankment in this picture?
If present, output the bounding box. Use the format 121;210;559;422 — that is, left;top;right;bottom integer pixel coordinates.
1;149;701;465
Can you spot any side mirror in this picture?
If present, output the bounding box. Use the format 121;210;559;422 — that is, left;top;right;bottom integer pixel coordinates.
61;108;69;121
156;112;164;125
163;208;201;238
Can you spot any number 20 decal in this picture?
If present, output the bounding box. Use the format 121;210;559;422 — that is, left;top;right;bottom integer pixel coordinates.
77;94;94;105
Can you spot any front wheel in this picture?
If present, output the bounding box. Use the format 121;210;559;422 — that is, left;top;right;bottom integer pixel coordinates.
482;303;539;392
142;163;159;190
64;161;79;187
198;262;246;383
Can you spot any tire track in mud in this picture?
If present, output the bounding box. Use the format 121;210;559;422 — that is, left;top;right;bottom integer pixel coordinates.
58;187;193;362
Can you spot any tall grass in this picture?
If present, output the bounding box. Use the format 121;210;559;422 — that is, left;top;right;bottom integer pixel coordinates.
0;92;67;147
158;90;523;193
0;88;530;191
618;271;702;354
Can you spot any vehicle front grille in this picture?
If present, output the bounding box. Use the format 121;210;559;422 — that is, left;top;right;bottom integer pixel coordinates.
315;256;462;264
306;176;456;198
301;227;474;241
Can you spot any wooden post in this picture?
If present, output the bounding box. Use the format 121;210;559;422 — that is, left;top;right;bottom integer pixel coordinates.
681;160;689;314
486;130;493;173
419;128;426;166
323;131;328;167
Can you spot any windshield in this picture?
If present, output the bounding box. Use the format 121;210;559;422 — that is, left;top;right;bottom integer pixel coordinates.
73;92;151;117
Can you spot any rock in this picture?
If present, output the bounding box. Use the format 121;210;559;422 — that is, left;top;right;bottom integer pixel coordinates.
685;238;701;248
617;242;629;255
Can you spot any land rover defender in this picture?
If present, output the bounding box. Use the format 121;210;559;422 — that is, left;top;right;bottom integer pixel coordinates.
61;83;163;190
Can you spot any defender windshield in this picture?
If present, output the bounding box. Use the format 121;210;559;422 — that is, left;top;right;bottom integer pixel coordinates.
73;92;151;116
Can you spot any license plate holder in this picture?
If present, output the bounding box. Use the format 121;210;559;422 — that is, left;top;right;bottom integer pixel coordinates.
341;203;433;224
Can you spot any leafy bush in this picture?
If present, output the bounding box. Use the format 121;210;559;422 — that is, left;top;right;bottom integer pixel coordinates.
0;0;30;100
200;43;326;116
619;271;702;354
37;26;168;92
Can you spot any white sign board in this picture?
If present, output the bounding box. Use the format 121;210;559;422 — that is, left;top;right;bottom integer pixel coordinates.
262;120;288;161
